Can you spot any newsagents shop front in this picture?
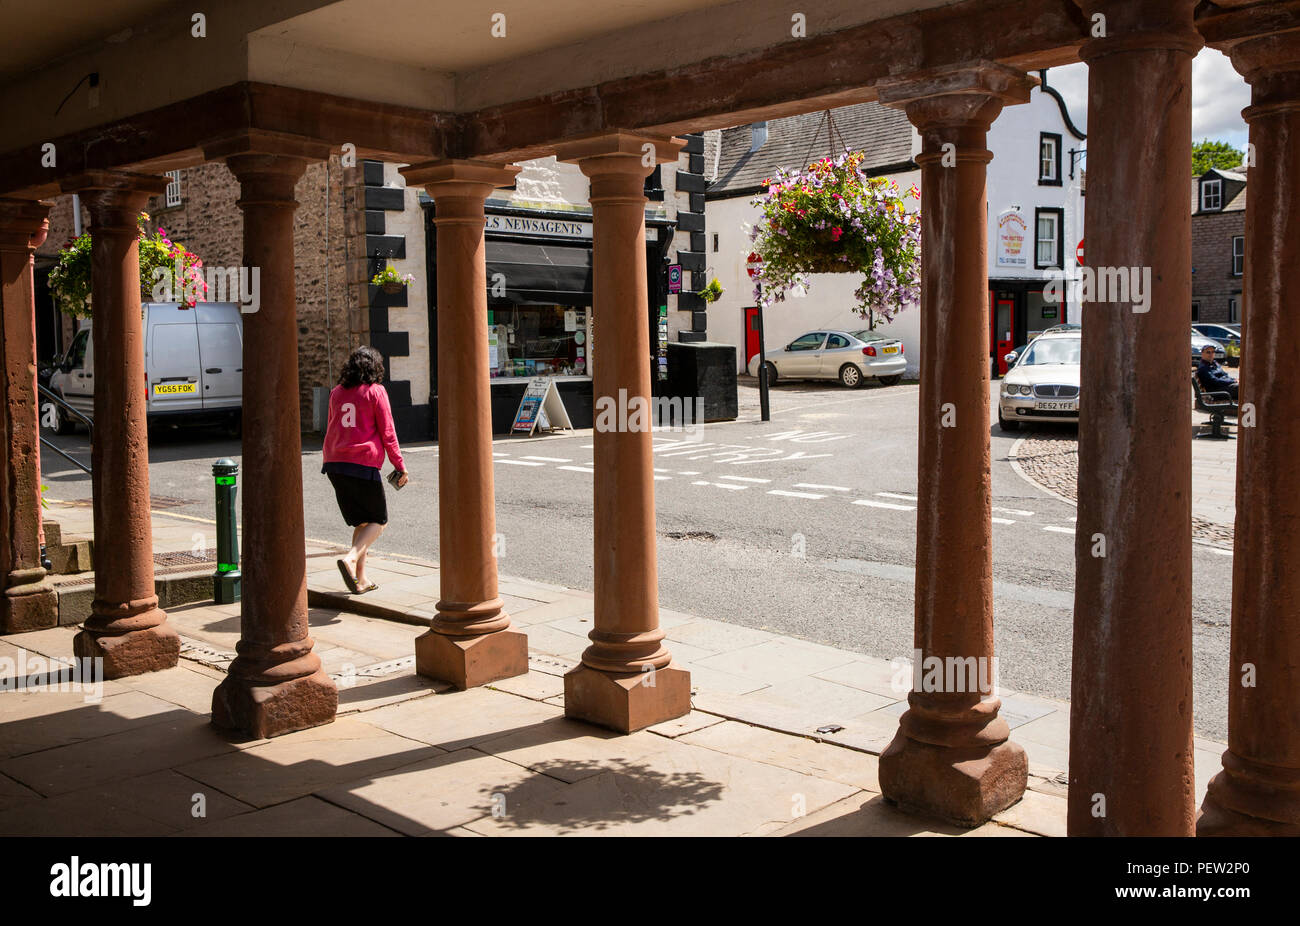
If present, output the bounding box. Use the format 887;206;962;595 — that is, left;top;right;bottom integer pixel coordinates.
422;200;678;433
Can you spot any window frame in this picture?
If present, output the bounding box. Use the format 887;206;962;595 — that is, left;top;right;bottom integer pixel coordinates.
1228;296;1240;324
1201;178;1223;212
1033;207;1065;270
1038;133;1062;186
164;170;182;208
1232;235;1245;276
1191;301;1201;322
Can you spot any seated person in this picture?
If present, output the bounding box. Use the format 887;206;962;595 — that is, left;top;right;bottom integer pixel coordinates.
1196;344;1238;401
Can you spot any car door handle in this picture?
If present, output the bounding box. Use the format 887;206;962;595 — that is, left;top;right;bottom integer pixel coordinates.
205;368;222;374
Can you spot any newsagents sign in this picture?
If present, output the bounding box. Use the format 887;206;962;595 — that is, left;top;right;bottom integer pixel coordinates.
485;214;657;241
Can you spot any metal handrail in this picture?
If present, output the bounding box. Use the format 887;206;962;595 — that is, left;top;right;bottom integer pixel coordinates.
40;436;92;475
37;383;94;438
37;383;93;475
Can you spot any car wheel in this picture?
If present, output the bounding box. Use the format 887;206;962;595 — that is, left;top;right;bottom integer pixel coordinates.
878;374;902;387
762;361;779;386
997;409;1020;432
839;364;863;388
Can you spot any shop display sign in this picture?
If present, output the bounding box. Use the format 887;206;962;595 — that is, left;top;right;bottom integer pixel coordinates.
996;209;1028;268
511;377;574;436
657;304;668;381
667;265;682;294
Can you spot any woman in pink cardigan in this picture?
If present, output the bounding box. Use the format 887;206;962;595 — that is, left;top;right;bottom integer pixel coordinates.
322;346;409;593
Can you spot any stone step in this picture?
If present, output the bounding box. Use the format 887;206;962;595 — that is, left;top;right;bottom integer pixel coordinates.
53;568;216;626
41;519;95;575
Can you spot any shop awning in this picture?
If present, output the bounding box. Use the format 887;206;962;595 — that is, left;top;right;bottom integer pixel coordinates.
485;240;593;306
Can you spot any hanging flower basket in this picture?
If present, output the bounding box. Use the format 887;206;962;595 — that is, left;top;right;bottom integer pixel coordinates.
372;265;414;294
47;214;208;318
749;150;921;328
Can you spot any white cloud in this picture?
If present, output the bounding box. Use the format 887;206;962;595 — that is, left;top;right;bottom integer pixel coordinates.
1043;49;1249;148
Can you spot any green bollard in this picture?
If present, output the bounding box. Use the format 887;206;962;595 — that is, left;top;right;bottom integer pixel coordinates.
212;458;242;603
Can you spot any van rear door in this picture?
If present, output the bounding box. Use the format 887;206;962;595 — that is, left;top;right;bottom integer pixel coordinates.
196;303;243;410
145;304;203;414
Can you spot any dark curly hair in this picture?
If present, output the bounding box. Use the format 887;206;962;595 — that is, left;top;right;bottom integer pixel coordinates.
339;345;385;388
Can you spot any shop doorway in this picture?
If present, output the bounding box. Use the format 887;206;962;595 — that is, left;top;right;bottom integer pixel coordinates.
743;306;761;369
990;282;1066;374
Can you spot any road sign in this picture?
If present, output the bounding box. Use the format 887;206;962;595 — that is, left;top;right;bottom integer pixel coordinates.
746;251;763;279
1076;238;1085;265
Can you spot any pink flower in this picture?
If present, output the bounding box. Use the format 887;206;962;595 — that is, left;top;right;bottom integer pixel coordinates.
831;227;843;241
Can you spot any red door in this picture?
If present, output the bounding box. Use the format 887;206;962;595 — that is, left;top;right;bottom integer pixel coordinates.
991;292;1015;375
743;307;761;368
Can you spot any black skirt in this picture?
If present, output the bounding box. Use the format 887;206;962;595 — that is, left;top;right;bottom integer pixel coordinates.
327;472;388;526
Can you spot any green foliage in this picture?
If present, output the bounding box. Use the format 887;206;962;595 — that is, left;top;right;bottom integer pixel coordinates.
1193;139;1244;176
750;150;921;323
47;215;207;319
371;265;414;287
697;277;724;303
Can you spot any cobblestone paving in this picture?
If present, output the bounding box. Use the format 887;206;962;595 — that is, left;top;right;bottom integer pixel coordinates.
1012;431;1234;548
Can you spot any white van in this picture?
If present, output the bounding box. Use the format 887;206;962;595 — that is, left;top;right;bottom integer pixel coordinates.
48;302;243;434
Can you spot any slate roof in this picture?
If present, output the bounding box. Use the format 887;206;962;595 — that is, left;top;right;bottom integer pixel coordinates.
707;102;915;198
1191;169;1248;214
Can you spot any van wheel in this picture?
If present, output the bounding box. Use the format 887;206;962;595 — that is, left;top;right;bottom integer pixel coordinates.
878;374;903;387
53;400;75;435
839;364;863;388
226;412;242;439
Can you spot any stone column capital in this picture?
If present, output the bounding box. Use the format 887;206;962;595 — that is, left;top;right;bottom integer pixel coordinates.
402;159;519;199
224;155;310;209
59;171;167;234
878;63;1036;157
1074;0;1203;61
554;132;685;181
1222;28;1300;114
0;199;52;253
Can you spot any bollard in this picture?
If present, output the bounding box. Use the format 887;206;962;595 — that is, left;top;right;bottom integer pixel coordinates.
212;458;242;603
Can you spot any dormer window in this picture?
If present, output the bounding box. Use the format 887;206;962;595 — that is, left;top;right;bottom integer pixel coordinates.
1201;178;1223;211
1039;133;1061;185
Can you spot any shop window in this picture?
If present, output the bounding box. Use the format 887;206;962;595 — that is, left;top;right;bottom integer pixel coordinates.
489;305;590;379
1034;208;1063;269
644;166;664;202
1039;134;1061;185
1191;301;1200;322
1232;236;1244;276
1201;178;1222;212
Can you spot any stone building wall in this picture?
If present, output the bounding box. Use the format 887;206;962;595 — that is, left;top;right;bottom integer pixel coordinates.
1191;208;1245;324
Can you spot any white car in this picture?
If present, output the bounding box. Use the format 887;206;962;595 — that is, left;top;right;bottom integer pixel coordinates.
747;328;907;388
998;330;1080;431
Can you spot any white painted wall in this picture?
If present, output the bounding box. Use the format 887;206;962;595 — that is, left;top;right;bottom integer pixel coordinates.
705;166;923;378
986;86;1087;283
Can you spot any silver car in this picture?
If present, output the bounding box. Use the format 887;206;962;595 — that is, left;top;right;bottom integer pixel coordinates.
1190;329;1226;364
747;329;907;388
998;331;1080;431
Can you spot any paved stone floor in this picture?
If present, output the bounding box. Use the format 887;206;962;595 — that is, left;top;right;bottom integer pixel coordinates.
0;501;1229;837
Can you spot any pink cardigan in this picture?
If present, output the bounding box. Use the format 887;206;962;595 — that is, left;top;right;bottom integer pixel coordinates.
322;383;406;473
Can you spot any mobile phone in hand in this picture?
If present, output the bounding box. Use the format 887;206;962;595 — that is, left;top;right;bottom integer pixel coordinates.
386;470;405;490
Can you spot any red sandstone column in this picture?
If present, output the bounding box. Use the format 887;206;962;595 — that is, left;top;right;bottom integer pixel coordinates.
1067;0;1201;836
209;150;336;738
553;133;690;732
875;65;1034;827
1198;22;1300;836
59;173;180;676
0;198;58;633
401;159;529;689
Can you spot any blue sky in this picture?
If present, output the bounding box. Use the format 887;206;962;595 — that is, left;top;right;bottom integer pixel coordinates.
1045;49;1251;153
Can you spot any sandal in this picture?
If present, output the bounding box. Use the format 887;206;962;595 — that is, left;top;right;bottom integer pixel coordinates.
358;582;379;594
337;559;360;594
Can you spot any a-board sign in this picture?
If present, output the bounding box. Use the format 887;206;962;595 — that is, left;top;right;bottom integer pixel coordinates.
511;377;574;436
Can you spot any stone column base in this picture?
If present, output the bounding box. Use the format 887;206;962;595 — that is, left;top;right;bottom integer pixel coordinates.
1197;800;1300;836
879;733;1027;828
211;669;338;740
1;581;57;633
72;619;180;679
1198;769;1300;836
416;627;528;690
564;662;691;733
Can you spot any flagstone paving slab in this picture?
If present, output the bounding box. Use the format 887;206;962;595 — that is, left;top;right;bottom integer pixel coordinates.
0;769;253;836
0;688;180;758
0;771;40;812
683;720;883;793
993;788;1068;837
773;792;1037;837
487;670;566;702
318;746;568;835
474;716;689;784
463;739;858;837
814;657;909;699
0;713;238;796
177;716;440;808
694;639;860;685
179;795;401;837
115;663;225;715
647;710;726;739
359;686;563;752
